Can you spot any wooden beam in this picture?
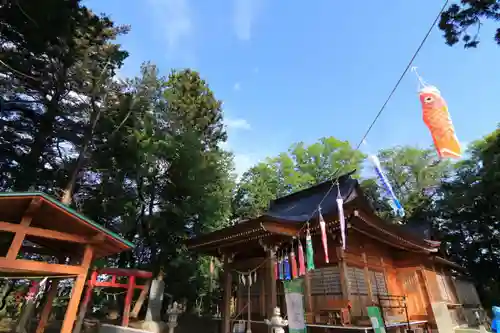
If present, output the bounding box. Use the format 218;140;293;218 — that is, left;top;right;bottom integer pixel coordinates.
131;279;151;318
60;245;93;333
0;257;86;275
0;221;89;244
6;198;42;259
88;281;147;290
97;268;153;279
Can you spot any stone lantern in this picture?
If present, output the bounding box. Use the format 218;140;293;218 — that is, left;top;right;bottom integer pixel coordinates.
166;301;185;333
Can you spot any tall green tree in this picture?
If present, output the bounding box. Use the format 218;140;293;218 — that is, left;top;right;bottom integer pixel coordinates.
233;137;365;220
435;127;500;308
439;0;500;48
79;65;234;306
0;0;128;200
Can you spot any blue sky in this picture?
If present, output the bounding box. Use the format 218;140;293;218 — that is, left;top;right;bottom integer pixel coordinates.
85;0;500;176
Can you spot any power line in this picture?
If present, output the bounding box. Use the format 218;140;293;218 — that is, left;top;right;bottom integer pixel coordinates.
295;0;450;234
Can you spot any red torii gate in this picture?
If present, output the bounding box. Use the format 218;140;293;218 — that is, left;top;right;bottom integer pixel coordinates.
79;268;153;328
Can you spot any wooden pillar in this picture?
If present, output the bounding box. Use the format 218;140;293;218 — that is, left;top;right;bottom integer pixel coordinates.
131;279;151;318
35;279;61;333
122;275;136;327
221;255;233;333
304;266;312;312
362;252;374;303
266;249;277;317
337;247;350;300
60;245;93;333
259;269;266;316
73;270;98;333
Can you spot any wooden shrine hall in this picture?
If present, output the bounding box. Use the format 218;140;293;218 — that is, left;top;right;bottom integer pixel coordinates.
187;172;486;333
0;192;134;333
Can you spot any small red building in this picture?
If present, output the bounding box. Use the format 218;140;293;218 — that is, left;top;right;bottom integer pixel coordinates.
0;192;134;333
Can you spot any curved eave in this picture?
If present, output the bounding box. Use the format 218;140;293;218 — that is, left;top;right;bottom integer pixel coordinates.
352;209;438;253
185;218;267;253
433;256;465;271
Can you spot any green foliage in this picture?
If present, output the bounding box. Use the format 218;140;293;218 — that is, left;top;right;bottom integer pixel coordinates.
439;1;500;48
435;127;500;308
233;137;365;220
2;0;499;318
375;146;452;222
0;0;128;195
0;1;233;312
79;65;234;305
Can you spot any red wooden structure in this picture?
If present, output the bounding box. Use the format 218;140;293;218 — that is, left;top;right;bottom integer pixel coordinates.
0;192;135;333
82;267;153;327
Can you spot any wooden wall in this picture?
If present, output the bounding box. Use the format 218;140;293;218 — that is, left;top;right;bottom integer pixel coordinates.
309;230;435;321
231;229;475;326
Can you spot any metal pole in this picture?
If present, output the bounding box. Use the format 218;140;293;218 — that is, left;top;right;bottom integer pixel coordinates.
404;296;410;330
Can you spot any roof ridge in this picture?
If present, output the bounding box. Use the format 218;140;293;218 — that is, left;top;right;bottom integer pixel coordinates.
0;191;134;248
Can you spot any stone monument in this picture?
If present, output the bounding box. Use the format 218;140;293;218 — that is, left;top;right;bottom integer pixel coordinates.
141;271;167;333
145;271;165;322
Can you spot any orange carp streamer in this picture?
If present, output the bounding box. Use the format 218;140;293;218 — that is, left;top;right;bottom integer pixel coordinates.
419;86;461;159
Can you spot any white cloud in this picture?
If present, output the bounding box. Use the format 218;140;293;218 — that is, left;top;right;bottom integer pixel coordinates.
233;154;255;178
233;82;241;91
226;118;251;130
233;0;263;41
148;0;193;59
218;140;256;179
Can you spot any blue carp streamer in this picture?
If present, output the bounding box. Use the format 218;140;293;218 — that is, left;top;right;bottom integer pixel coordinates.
368;154;405;217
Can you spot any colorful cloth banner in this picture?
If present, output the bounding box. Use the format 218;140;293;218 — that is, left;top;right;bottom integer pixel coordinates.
290;250;298;279
297;240;306;276
278;256;284;280
318;210;329;263
284;254;291;280
305;232;315;271
336;195;347;250
367;306;386;333
283;279;306;333
368;154;405;217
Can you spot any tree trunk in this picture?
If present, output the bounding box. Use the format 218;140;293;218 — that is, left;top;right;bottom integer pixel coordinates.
61;99;101;205
15;99;59;191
